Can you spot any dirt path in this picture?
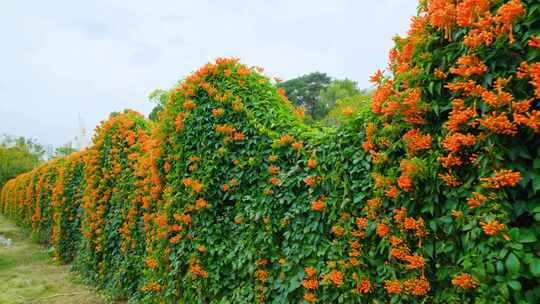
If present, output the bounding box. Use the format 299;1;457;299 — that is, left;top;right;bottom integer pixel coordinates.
0;214;108;304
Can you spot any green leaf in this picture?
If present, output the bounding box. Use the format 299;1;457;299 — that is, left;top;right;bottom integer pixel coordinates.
507;280;521;291
505;253;520;275
517;229;537;243
530;259;540;277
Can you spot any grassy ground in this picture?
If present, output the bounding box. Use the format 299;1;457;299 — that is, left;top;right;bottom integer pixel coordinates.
0;214;108;304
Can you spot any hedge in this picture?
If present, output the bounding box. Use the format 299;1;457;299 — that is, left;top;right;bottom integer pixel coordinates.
2;1;540;303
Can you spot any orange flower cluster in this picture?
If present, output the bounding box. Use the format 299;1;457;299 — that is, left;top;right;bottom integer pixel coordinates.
327;270;344;288
477;112;518;136
189;261;209;278
480;169;521;188
384;279;401;294
450;55;488;77
311;196;326;211
480;220;505;235
442;132;476;153
467;192;487;209
402;129;432;155
452;273;478;289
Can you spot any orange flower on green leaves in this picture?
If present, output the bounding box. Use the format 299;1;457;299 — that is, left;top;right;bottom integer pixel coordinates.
403;129;432;155
385;186;398;198
384;279;401;294
278;134;294;145
438;173;461;187
305;267;317;278
146;256;158;269
212;108;225;117
450;55;487;77
195;198;208;209
452;273;478;289
311;197;325;211
356;278;371;294
403;277;430;296
268;165;279;175
480;220;505;235
480;169;521;188
307;159;317;169
467;192;487;209
529;36;540;49
303;293;317;302
302;278;319;289
233;132;244;141
376;223;389;237
269;177;281;186
291;141;304;151
328;270;344;287
442;132;476;153
183;99;197;110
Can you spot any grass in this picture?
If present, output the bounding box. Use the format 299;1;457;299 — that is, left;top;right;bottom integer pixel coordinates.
0;214;109;304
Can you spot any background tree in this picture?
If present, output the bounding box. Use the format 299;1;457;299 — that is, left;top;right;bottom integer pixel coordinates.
318;79;361;118
54;143;76;158
277;72;331;119
148;88;169;121
0;135;44;187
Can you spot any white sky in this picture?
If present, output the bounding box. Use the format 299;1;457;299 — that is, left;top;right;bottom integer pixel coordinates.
0;0;418;148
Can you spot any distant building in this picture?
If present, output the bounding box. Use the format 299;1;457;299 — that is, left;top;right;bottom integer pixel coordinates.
73;114;89;151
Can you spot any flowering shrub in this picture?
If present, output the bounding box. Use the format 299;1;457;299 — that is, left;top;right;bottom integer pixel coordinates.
366;0;540;302
2;1;540;302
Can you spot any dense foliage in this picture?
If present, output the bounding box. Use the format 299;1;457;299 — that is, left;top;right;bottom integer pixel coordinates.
2;1;540;303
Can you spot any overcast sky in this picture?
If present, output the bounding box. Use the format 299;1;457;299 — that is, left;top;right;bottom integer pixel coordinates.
0;0;417;148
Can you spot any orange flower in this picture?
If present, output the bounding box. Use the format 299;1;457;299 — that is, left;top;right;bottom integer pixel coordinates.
452;273;478;289
331;226;345;237
212;108;225;117
304;176;317;187
451;210;463;218
356;278;371;294
384;280;401;294
450;55;488;77
183;99;197;110
385;186;398;198
291;141;304;151
195;198;208;209
269;177;281;186
191;180;203;193
494;0;526;43
480;220;505;235
146;256;158;269
311;198;325;211
403;277;430;296
529;36;540;49
302;279;319;289
222;183;230;192
268;165;280;175
397;174;413;192
233;132;244;141
189;262;208;278
278;134;294;145
255;270;268;282
376;223;389;237
305;267;317;278
328;270;344;287
403;129;432;155
404;254;425;269
467;192;487;209
442;132;476;153
303;293;317;302
370;69;383;84
307;159;317;169
438;173;461;187
480;169;521;188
